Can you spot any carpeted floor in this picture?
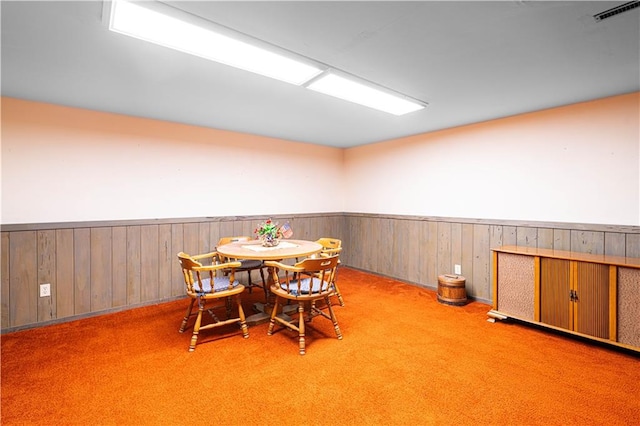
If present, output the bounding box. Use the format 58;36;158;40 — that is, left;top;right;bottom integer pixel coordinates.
2;267;639;425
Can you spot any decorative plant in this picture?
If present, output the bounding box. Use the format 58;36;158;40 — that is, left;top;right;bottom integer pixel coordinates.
254;219;282;239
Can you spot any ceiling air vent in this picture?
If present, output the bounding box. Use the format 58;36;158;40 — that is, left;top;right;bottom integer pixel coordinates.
593;1;639;22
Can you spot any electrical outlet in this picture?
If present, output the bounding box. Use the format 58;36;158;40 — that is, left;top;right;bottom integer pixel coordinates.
39;283;51;298
454;264;462;275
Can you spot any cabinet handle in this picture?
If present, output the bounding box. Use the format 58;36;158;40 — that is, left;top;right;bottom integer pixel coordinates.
569;289;579;302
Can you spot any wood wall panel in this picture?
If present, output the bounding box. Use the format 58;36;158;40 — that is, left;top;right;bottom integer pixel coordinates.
111;227;127;307
126;226;141;306
56;229;74;318
37;230;55;322
502;226;517;247
171;224;184;297
553;229;571;251
140;225;159;303
517;227;538;248
472;225;492;300
218;221;235;243
1;213;637;332
426;221;438;286
158;224;173;300
74;228;91;315
461;224;475;288
198;222;210;253
9;231;37;327
626;234;640;258
605;233;626;257
450;222;462;276
1;233;10;328
90;228;112;312
537;228;554;249
436;222;452;278
571;230;605;255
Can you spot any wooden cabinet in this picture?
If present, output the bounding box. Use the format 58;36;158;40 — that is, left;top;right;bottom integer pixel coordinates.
489;246;640;352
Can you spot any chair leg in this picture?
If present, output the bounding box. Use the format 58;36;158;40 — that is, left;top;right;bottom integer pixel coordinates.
189;299;205;352
246;271;253;294
225;297;232;318
267;297;280;336
325;296;343;340
179;298;196;333
237;295;249;339
259;268;268;301
332;282;345;307
298;302;306;355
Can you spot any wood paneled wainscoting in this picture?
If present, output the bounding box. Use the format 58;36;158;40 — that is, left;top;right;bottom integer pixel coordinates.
1;214;344;332
342;213;640;305
2;213;639;332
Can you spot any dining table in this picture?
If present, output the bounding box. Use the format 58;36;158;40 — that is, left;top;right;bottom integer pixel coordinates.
216;239;323;325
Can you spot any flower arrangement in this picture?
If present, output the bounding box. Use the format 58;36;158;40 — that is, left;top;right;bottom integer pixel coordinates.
254;219;281;247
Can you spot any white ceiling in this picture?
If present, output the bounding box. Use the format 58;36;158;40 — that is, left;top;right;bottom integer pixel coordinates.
1;1;639;148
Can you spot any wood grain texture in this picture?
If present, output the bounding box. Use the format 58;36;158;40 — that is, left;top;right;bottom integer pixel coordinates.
140;225;159;302
55;229;74;318
517;227;538;248
1;233;10;328
158;224;173;300
111;227;127;307
36;230;55;322
2;213;637;332
74;228;91;315
472;224;491;300
126;226;141;306
571;230;605;255
91;228;112;312
9;231;37;327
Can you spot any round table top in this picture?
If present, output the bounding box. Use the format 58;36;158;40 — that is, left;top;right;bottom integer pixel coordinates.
216;239;323;261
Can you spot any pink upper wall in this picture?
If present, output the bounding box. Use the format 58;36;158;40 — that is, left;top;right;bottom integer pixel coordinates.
1;97;345;224
2;93;638;225
344;92;640;225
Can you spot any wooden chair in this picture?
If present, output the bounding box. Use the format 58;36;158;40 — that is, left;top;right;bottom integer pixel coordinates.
177;251;249;352
315;238;345;306
217;236;268;301
264;255;342;355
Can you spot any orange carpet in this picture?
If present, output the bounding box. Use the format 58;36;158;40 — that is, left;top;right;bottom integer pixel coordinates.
2;267;638;425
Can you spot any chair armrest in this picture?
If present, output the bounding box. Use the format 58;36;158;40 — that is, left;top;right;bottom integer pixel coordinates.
193;260;242;272
190;251;219;261
264;260;304;272
322;247;342;255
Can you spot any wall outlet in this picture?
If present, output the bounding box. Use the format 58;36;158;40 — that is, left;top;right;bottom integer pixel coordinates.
39;283;51;297
454;264;462;275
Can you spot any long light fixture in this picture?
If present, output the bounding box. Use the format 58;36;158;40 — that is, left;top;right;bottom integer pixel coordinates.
307;72;425;116
108;0;426;116
108;0;322;85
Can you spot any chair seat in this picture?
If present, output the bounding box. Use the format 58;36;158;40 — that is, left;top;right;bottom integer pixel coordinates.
194;277;240;293
278;277;327;296
238;259;263;270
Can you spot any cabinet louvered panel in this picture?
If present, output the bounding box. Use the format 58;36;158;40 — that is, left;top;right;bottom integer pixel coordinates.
575;262;610;339
540;258;571;330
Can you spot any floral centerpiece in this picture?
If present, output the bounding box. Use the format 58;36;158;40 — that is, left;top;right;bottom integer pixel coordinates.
254;218;281;247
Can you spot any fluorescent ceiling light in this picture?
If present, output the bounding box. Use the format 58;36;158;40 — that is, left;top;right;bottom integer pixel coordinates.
109;0;322;85
307;73;426;116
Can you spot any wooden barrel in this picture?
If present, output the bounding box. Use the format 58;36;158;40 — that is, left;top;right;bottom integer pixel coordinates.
437;274;467;306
